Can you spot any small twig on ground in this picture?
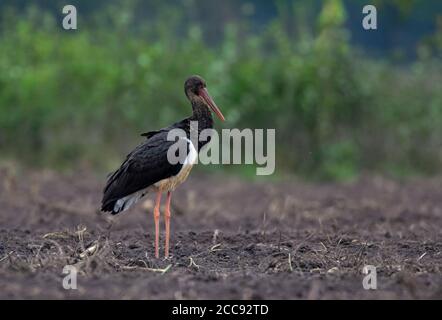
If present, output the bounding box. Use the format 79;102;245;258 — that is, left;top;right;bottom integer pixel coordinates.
288;253;293;272
0;251;14;263
79;242;99;259
188;256;200;269
212;229;220;244
417;252;427;262
261;212;267;237
42;231;70;239
76;225;87;252
209;243;222;252
122;264;172;274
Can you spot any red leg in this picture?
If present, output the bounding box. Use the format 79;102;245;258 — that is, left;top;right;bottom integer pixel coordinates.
164;191;172;258
153;192;162;259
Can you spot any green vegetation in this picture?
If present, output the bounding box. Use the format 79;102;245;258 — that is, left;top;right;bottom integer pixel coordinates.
0;1;441;180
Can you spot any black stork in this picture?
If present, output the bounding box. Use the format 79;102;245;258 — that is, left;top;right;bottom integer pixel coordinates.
101;75;225;258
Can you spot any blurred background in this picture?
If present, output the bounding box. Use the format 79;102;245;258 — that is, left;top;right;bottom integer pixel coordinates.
0;0;441;181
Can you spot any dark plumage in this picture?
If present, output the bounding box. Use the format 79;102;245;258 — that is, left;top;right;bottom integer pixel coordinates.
101;130;183;213
100;75;225;258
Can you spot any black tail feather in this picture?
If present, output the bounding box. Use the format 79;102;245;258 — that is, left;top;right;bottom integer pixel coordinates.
101;198;119;215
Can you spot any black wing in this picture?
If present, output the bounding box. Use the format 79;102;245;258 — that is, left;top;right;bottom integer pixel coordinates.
101;130;187;213
140;118;189;139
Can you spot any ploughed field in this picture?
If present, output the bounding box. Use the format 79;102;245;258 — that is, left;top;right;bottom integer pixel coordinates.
0;167;441;299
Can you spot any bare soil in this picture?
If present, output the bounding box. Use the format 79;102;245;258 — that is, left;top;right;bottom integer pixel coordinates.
0;167;441;299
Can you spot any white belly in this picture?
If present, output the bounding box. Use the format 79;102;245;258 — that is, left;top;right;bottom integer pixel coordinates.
154;137;197;191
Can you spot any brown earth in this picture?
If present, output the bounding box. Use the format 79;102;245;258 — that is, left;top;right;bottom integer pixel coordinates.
0;166;441;299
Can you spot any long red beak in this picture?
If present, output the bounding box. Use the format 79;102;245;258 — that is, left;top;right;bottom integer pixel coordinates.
199;88;225;121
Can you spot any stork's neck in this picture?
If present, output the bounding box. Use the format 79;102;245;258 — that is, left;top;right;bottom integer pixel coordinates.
187;98;214;151
190;98;213;131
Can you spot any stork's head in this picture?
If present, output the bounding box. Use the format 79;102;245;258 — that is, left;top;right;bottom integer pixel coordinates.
184;75;225;121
